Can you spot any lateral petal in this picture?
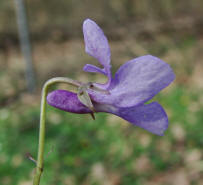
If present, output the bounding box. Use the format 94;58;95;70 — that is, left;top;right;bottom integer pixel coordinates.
83;64;106;75
88;55;175;107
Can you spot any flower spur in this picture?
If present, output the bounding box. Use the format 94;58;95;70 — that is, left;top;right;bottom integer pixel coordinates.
47;19;175;136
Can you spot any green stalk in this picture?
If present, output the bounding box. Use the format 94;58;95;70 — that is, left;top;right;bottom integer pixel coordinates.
32;77;81;185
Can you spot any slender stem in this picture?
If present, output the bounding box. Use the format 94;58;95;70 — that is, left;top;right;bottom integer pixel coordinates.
33;77;81;185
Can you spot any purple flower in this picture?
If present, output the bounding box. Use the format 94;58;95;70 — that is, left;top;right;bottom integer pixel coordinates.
47;19;175;136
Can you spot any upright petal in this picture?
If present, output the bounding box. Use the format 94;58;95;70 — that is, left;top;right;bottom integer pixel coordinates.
88;55;175;107
83;19;112;89
83;19;111;72
47;90;91;114
110;102;169;136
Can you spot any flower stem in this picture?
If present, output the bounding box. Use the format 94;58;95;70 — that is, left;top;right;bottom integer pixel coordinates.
32;77;81;185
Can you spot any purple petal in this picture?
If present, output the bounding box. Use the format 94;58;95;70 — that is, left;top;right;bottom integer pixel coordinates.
83;64;106;75
110;102;169;136
88;55;175;107
47;90;91;114
47;91;169;135
83;19;112;88
83;19;111;72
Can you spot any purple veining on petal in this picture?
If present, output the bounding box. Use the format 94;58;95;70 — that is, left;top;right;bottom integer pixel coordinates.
47;90;91;114
83;19;112;89
88;55;175;107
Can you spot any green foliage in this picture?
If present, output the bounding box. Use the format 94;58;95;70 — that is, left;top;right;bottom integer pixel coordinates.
0;86;202;185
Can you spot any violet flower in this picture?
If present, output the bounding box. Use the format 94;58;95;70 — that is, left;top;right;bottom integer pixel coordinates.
47;19;175;136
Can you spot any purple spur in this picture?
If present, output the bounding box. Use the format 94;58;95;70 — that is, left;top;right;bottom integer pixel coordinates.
47;19;175;136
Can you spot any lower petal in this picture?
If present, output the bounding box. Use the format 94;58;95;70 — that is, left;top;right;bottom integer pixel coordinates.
111;102;169;136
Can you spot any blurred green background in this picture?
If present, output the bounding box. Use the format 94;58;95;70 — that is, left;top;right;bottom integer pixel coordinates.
0;0;203;185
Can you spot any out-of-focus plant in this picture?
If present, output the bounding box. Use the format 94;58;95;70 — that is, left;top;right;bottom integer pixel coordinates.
14;0;36;92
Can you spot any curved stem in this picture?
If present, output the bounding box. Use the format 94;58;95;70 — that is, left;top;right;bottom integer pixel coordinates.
33;77;81;185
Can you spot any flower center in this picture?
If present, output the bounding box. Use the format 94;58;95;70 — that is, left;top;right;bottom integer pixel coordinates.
77;82;110;112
